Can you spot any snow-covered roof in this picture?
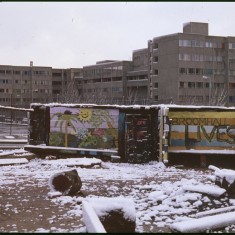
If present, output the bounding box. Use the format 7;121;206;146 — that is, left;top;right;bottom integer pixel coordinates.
30;103;235;111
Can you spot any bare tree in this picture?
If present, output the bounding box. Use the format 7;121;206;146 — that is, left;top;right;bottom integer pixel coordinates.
60;79;83;103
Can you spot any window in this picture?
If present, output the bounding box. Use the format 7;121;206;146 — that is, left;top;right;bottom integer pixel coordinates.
154;83;158;88
229;43;235;49
191;40;203;47
153;43;158;49
229;96;235;102
112;87;123;92
154;69;158;75
179;82;187;88
205;42;213;48
196;82;203;88
204;55;213;61
184;54;191;61
188;82;195;88
179;40;191;47
192;54;200;61
188;68;195;74
196;68;202;75
154;56;158;63
179;68;187;74
229;83;235;89
204;69;213;75
13;71;20;75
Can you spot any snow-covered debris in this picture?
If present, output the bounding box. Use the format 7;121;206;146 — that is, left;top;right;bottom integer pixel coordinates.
209;165;235;186
0;158;28;166
42;157;102;168
47;191;63;199
49;169;82;196
86;197;136;233
194;206;235;218
183;184;226;197
209;165;235;195
82;201;106;233
170;211;235;233
86;196;136;222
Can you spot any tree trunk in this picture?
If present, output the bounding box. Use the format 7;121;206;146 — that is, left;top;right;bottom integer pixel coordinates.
49;169;82;196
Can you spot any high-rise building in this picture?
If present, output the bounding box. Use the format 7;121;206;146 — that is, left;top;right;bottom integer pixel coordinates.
148;22;235;106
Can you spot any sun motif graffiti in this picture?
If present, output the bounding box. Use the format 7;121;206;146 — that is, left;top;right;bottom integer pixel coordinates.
78;109;92;122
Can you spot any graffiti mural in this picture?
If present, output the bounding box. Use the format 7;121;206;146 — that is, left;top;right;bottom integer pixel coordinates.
49;107;119;149
168;111;235;150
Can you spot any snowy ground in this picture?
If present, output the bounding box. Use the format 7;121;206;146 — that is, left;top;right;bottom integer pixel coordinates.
1;149;235;233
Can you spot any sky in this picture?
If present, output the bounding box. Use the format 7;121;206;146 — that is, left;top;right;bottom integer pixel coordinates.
0;1;235;69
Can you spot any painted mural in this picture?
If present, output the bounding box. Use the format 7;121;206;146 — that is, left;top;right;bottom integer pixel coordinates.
168;111;235;150
49;107;119;149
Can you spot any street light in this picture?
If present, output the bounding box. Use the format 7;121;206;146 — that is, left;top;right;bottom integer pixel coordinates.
203;76;212;105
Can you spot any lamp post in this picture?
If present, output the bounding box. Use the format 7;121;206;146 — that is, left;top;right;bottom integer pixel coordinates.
10;93;12;135
203;76;212;105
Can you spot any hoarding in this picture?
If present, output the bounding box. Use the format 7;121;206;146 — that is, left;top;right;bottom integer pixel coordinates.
49;107;119;149
168;111;235;151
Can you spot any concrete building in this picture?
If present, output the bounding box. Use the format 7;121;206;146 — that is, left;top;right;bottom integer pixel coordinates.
148;22;235;106
0;62;52;109
81;60;133;104
51;68;83;103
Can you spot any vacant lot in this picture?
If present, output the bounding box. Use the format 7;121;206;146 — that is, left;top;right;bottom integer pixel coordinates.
1;154;235;233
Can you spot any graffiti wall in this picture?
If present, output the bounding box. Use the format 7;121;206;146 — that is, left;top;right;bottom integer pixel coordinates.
49;107;119;149
168;111;235;150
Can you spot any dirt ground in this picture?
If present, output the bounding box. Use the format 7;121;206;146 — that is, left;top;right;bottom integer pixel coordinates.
1;156;235;233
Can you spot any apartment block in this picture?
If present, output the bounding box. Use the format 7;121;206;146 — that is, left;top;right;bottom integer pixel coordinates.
148;22;235;106
0;62;52;108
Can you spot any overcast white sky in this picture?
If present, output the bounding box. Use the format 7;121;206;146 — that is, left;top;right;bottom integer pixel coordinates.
0;2;235;68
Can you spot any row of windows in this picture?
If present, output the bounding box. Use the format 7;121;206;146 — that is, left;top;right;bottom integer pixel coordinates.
179;95;204;102
0;79;51;85
179;82;225;89
83;77;122;84
0;89;50;94
179;54;223;62
0;70;50;76
127;75;148;81
179;40;225;48
83;66;123;77
179;67;225;75
84;87;123;93
179;67;235;76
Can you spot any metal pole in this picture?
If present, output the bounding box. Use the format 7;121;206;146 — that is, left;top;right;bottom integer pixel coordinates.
10;93;12;135
209;77;212;105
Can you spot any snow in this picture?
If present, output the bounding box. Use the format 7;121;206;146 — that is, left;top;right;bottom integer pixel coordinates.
86;196;136;221
42;157;102;167
82;201;106;233
170;211;235;233
209;165;235;185
0;158;28;166
183;184;226;197
1;150;235;232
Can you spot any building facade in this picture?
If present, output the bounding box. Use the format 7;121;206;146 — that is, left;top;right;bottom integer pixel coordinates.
148;22;235;106
0;62;52;108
